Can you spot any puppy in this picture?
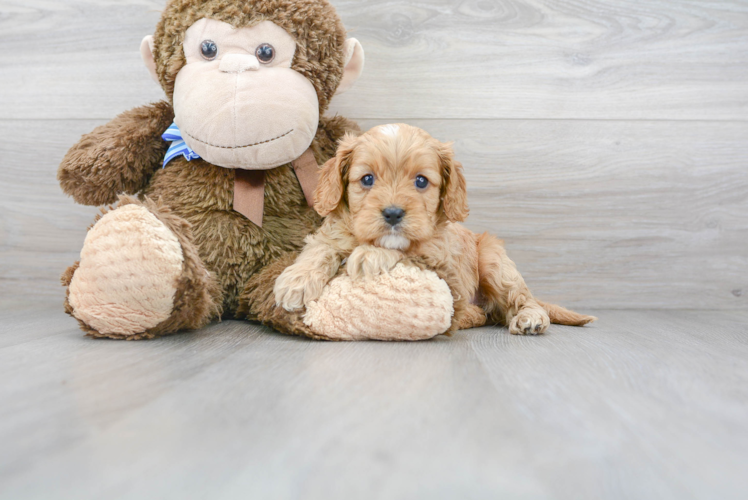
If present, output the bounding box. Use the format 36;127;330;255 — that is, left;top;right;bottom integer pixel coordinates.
274;124;596;335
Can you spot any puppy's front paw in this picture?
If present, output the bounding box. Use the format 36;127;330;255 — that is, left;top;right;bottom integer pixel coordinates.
274;265;329;312
509;307;550;335
346;245;403;280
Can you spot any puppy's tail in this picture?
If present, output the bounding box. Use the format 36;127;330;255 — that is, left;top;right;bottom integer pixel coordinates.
537;299;597;327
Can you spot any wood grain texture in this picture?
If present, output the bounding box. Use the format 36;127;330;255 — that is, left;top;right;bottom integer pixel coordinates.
2;119;745;309
0;308;746;499
1;0;747;120
0;120;101;306
331;0;748;120
0;0;165;120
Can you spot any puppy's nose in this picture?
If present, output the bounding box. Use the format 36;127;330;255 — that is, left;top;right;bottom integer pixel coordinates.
382;207;405;226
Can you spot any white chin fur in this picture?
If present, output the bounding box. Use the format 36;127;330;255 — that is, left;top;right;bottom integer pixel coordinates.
376;234;410;250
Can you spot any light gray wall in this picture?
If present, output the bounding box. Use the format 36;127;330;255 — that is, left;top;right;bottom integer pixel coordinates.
0;0;746;309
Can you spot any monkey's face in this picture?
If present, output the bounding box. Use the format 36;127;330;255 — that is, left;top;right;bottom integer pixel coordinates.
173;19;319;170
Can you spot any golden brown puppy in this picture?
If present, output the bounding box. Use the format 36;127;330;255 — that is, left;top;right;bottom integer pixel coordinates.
274;124;596;335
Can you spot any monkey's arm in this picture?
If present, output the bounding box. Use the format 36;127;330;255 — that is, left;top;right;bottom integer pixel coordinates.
58;101;175;206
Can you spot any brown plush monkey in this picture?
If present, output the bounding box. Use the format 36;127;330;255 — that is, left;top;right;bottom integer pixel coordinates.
58;0;368;339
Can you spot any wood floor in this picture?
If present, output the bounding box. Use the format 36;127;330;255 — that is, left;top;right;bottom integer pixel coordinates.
1;305;746;499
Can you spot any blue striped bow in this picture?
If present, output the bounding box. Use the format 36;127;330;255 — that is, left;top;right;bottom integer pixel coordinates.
162;123;201;167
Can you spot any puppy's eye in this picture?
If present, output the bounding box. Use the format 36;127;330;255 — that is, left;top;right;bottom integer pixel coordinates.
415;175;429;189
200;40;218;60
256;43;275;63
361;174;375;188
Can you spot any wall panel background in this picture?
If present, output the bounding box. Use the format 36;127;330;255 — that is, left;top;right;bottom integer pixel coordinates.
1;0;746;309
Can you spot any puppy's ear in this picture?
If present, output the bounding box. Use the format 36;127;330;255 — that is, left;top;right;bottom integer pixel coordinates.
314;133;356;217
437;141;469;222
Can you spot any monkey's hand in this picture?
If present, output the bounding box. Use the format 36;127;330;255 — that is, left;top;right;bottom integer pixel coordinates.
58;101;174;206
346;245;403;280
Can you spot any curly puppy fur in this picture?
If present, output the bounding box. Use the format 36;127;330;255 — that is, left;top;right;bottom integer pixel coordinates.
58;0;361;338
275;124;596;335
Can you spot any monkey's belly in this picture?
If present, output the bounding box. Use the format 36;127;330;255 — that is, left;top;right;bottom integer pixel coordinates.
187;208;320;314
145;160;321;314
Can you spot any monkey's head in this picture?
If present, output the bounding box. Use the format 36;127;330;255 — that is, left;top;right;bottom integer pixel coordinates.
140;0;364;170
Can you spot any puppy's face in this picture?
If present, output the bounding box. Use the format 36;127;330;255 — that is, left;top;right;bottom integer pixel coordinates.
314;124;469;250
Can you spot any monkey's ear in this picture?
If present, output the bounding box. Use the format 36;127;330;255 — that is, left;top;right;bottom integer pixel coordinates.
437;142;470;223
335;38;365;95
140;35;160;84
314;134;357;217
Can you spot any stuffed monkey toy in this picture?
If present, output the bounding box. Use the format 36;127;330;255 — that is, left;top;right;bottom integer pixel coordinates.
59;0;458;341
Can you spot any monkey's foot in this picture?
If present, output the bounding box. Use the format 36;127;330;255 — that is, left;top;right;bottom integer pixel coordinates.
303;263;454;341
64;198;220;339
240;257;455;342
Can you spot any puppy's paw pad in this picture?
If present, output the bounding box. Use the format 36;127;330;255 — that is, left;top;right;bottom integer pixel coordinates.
509;308;550;335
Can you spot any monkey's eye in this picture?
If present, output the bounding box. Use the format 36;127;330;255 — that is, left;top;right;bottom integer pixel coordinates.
415;175;429;189
200;40;218;60
361;174;375;188
256;43;275;64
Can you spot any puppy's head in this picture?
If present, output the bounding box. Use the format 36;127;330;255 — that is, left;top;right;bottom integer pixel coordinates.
314;124;469;250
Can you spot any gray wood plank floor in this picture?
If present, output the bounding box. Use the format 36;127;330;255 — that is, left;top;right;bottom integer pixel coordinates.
1;306;747;500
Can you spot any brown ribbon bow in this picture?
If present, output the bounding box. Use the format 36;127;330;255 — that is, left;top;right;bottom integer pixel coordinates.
233;147;319;227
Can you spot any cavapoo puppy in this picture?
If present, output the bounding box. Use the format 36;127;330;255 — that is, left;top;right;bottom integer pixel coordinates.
274;124;595;335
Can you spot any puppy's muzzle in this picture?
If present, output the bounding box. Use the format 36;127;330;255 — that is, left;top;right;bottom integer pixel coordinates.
382;206;405;226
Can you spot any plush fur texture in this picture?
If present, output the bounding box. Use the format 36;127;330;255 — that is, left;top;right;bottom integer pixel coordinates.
67;202;184;335
275;124;596;335
240;252;469;341
58;0;363;339
152;0;348;113
63;196;222;340
303;263;453;341
170;18;322;170
58;102;174;207
238;252;331;340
